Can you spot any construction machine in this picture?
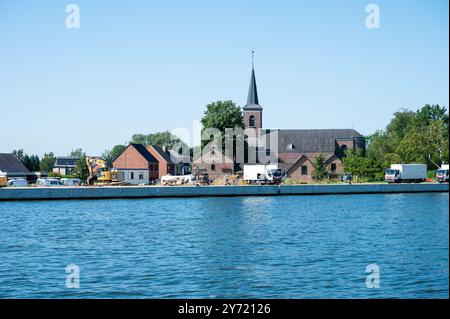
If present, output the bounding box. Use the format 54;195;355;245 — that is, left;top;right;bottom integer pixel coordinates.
0;171;7;187
86;157;124;185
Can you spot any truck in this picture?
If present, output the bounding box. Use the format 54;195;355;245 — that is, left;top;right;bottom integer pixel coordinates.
385;164;427;183
243;164;284;184
436;164;449;183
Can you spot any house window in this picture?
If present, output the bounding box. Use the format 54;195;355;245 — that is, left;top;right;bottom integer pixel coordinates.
266;149;271;156
301;165;308;176
331;163;337;173
211;164;216;171
249;115;255;127
130;172;134;179
155;164;158;170
139;173;144;180
287;143;295;150
150;164;153;171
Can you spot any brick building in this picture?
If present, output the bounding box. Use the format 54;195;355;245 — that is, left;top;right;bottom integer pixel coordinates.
196;63;365;182
113;143;191;184
113;143;159;184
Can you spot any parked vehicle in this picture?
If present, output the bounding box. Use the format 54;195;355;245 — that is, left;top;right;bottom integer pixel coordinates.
436;164;449;183
244;164;284;184
36;178;63;187
341;173;353;184
385;164;427;183
7;178;28;187
0;171;7;187
60;178;82;186
192;169;210;185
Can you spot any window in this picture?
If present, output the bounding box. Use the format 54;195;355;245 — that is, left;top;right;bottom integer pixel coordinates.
249;115;255;127
150;164;153;171
331;163;337;173
287;143;295;150
139;173;144;180
130;172;134;179
301;165;308;176
266;149;271;156
211;164;216;171
155;164;159;170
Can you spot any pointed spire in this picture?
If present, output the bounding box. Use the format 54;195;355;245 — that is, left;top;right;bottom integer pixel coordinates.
244;51;262;110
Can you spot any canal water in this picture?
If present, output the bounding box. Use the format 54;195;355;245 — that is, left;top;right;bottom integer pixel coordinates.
0;193;448;298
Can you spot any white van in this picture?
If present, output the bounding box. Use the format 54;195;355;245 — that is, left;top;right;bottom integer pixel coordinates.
7;179;28;187
36;178;63;187
60;178;82;186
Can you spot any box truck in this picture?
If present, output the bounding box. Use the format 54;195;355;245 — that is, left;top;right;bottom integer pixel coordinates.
436;164;449;183
243;164;284;184
385;164;427;183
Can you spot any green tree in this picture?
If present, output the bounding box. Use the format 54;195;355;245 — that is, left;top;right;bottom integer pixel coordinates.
200;100;243;149
73;156;90;181
343;150;383;181
102;144;127;167
12;149;40;171
69;148;85;158
311;154;329;181
40;152;56;173
130;131;187;149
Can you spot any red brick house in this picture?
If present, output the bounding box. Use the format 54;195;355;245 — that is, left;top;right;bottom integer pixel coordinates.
146;145;190;179
112;143;159;184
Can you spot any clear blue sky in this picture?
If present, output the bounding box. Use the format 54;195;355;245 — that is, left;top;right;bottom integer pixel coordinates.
0;0;448;156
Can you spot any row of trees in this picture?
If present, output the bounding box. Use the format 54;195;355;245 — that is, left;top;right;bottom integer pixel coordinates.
342;104;449;181
12;149;91;180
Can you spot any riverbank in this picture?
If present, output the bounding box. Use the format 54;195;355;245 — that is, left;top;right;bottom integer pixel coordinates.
0;183;448;201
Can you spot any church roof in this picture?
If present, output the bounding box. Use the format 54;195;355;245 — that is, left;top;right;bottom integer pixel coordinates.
276;129;363;153
243;68;262;110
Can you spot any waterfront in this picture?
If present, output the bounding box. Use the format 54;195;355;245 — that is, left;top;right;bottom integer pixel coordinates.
0;193;448;298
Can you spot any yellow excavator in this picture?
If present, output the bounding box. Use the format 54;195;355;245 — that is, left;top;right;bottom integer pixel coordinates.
86;157;124;185
0;171;7;187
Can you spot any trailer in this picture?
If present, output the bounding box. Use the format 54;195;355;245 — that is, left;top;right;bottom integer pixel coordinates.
385;164;427;183
243;164;284;184
436;164;449;183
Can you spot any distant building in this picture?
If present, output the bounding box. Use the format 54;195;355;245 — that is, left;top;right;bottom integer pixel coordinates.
113;143;160;184
0;153;35;181
196;63;365;182
53;156;79;176
192;144;234;179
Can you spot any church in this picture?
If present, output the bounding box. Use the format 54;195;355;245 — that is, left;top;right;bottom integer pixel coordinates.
193;64;365;182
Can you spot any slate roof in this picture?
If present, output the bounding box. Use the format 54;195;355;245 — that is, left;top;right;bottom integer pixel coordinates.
149;145;173;163
243;67;263;110
129;144;158;162
276;129;363;153
0;153;31;173
54;156;79;168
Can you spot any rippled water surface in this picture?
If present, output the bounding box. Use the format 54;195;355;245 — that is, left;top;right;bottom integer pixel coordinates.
0;193;448;298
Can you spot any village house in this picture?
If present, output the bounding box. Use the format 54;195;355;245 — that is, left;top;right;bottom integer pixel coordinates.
113;143;159;184
0;153;36;182
113;143;191;184
146;145;191;179
195;64;365;182
52;156;79;176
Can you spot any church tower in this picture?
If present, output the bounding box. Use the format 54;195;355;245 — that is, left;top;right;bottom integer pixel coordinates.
243;53;263;129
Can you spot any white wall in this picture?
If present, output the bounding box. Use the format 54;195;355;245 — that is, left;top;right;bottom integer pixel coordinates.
119;170;149;185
